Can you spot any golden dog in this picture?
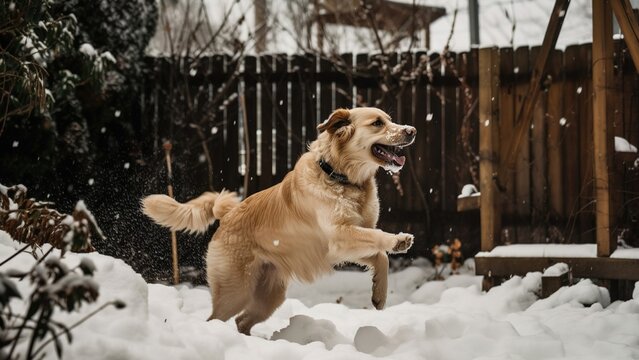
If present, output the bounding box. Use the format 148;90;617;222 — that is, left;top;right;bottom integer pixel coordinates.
142;107;416;335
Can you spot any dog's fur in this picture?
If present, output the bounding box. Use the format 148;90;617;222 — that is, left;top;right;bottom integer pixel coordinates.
142;107;416;335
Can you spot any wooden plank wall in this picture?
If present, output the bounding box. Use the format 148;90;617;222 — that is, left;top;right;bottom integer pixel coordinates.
140;40;639;257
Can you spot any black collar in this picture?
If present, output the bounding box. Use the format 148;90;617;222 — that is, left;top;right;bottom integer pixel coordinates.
318;159;350;185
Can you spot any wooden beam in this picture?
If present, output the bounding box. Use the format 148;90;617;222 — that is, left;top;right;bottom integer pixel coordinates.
478;48;501;251
475;256;639;281
457;195;480;212
610;0;639;72
499;0;571;182
542;269;572;298
592;0;616;257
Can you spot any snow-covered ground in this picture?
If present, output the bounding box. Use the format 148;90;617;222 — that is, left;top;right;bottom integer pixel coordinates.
2;230;639;360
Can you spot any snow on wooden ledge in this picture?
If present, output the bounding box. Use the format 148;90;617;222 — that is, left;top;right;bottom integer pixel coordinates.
476;244;597;258
615;136;638;153
476;244;639;260
611;248;639;259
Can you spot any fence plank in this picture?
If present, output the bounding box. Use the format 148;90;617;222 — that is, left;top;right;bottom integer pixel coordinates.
547;49;565;232
259;54;274;190
243;56;258;195
290;55;305;164
443;52;459;241
319;56;334;119
578;44;595;245
498;47;516;244
273;54;289;182
304;54;318;146
335;53;353;109
427;53;443;219
530;46;548;243
413;52;430;225
398;52;414;212
563;45;581;243
210;55;226;191
224;55;241;193
514;46;531;243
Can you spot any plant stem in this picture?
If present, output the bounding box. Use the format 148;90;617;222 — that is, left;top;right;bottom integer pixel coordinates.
0;243;31;267
31;301;116;358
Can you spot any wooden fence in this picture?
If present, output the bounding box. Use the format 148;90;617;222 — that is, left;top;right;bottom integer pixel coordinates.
136;40;639;257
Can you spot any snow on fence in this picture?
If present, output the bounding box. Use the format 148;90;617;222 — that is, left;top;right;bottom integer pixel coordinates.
133;40;639;260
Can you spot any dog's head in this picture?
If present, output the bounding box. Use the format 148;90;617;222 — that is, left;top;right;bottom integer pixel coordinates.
314;107;416;182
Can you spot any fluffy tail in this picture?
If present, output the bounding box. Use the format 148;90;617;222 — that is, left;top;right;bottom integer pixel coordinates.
141;190;240;233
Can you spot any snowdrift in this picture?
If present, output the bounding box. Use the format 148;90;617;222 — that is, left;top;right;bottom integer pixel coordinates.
1;230;638;360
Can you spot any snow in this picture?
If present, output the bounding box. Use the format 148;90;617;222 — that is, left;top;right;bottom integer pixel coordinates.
458;184;479;198
543;262;569;277
79;43;97;57
147;0;595;56
611;248;639;259
615;136;638;153
480;244;639;261
477;244;597;258
2;231;639;359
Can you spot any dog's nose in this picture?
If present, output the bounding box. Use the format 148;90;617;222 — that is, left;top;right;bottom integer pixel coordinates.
404;126;416;137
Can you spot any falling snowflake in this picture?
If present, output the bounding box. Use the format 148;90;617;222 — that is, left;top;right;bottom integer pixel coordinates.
484;119;490;127
576;87;582;94
88;178;95;186
426;113;434;122
12;141;18;148
114;110;121;118
211;126;219;135
273;240;280;246
559;117;567;126
124;162;130;169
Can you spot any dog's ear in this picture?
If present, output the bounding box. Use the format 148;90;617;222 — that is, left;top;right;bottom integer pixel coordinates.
317;108;350;134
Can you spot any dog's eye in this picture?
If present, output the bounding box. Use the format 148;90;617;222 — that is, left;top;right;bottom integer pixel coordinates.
371;119;384;127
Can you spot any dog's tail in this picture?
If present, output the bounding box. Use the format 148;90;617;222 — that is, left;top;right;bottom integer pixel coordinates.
141;190;240;233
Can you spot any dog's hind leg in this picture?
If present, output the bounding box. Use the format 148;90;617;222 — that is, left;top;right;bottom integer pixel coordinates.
235;262;287;335
206;258;251;321
357;252;388;310
207;280;250;322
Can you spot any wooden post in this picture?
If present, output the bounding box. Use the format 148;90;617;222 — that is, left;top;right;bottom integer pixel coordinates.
478;48;501;251
592;0;616;257
163;142;180;284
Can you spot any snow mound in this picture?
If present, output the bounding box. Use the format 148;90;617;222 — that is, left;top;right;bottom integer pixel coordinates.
528;279;610;311
270;314;349;349
615;136;638;152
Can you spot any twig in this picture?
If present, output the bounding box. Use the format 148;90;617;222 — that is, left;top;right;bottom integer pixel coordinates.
163;142;180;285
0;243;31;268
31;301;124;358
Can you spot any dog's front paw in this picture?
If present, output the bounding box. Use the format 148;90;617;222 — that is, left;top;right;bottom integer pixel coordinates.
391;233;414;253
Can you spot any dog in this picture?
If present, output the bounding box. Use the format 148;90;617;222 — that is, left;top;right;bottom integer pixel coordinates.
142;107;416;335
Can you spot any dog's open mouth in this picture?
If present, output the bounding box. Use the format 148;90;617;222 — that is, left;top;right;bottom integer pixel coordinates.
372;144;406;167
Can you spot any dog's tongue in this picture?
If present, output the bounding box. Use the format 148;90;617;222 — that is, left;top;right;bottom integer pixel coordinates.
393;154;406;166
